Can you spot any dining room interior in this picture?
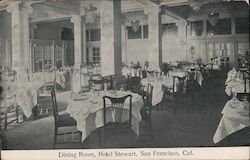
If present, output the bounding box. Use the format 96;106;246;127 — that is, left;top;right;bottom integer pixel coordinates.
0;0;249;149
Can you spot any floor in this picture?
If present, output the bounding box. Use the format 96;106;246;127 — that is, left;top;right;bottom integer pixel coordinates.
2;73;249;149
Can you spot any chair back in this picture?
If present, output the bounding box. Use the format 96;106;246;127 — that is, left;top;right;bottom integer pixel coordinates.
147;70;156;78
50;88;59;124
173;76;186;94
103;75;114;90
145;83;153;107
89;75;104;91
237;93;250;102
103;95;132;127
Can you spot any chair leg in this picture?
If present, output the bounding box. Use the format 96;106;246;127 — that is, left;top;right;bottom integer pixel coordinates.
4;110;7;131
149;119;153;140
53;127;58;149
98;129;102;148
173;97;176;114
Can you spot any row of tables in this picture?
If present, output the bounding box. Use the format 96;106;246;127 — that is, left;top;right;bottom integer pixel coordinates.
67;69;205;141
213;68;249;144
3;67;205;143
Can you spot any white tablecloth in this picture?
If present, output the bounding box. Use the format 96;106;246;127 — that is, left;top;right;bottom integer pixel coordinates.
225;80;250;96
31;71;66;89
141;77;174;106
66;90;144;141
213;99;249;143
6;82;42;118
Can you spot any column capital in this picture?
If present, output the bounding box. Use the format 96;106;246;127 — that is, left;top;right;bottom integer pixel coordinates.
6;1;21;13
71;15;82;24
21;2;34;14
144;4;161;15
6;1;33;14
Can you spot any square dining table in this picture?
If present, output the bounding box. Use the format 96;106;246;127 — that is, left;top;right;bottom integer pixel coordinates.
66;90;144;141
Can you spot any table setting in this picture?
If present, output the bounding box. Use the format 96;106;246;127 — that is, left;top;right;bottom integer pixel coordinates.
213;96;249;143
66;90;144;141
225;68;250;96
141;75;175;106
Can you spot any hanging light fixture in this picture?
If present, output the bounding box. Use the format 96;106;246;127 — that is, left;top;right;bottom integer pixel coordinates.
208;10;220;27
131;20;140;32
189;0;203;12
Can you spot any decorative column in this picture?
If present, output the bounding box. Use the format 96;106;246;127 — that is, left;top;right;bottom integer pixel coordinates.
7;1;33;74
7;2;21;71
21;3;33;71
145;4;162;71
71;15;83;69
82;22;87;64
100;0;122;76
177;20;188;61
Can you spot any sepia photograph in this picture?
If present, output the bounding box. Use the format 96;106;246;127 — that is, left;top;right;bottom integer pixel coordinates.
0;0;249;159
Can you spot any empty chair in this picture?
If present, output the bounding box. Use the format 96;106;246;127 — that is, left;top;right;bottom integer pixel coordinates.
50;88;81;148
1;70;20;130
3;102;19;131
237;93;250;102
43;70;56;94
147;70;157;78
124;76;142;93
141;83;154;138
89;75;104;91
162;76;187;113
101;94;133;147
103;75;114;90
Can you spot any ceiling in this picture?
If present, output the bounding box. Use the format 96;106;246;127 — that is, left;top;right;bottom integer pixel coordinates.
0;0;248;22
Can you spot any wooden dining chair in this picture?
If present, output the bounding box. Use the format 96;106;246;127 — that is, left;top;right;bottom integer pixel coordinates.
4;101;19;131
147;70;157;78
43;70;56;94
162;76;187;114
89;75;105;91
101;94;133;147
143;83;154;138
50;88;82;148
236;93;250;102
124;76;142;93
103;75;114;90
2;70;20;130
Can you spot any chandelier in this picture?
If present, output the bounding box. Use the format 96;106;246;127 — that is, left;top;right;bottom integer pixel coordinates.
131;20;140;32
189;0;203;12
208;10;220;27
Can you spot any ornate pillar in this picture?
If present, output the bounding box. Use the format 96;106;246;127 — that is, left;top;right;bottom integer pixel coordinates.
7;1;21;71
145;4;162;71
71;15;83;69
6;1;33;73
21;3;33;71
177;20;188;61
100;0;122;76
